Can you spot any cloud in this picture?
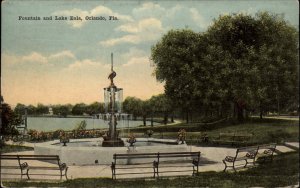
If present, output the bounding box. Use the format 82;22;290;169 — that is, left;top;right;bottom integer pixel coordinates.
49;50;75;59
123;56;149;67
22;52;48;64
67;59;104;69
189;8;209;29
100;18;163;46
52;6;133;28
120;47;147;60
132;2;166;19
2;50;78;69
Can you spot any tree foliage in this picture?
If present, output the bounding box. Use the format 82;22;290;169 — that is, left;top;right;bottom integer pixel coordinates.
151;12;299;121
86;102;105;115
123;97;143;120
71;103;87;115
1;103;21;136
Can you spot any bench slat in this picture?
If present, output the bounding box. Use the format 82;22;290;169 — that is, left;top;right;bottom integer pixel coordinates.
111;151;200;179
0;154;68;180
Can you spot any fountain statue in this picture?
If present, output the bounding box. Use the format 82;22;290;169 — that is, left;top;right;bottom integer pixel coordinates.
102;53;125;147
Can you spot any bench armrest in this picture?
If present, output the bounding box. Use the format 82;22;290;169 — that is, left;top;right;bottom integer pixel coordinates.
246;152;256;159
224;156;235;162
59;163;67;170
20;162;28;169
153;160;159;168
263;149;273;155
192;159;199;166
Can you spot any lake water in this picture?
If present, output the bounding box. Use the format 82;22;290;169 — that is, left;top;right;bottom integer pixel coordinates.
26;117;158;132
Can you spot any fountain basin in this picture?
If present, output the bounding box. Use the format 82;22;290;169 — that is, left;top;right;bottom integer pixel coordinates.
34;138;189;165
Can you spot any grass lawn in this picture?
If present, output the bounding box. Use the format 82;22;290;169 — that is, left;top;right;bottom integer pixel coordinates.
3;151;299;188
128;117;299;145
0;144;34;153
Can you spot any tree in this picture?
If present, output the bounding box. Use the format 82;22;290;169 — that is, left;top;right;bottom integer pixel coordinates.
36;103;49;115
151;12;298;122
1;103;21;136
26;105;37;115
72;103;87;115
149;94;172;124
123;97;143;120
151;29;202;123
141;100;152;126
14;103;27;116
86;102;105;115
52;104;72;117
205;12;298;119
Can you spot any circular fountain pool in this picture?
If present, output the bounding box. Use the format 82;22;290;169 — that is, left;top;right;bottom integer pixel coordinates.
34;138;189;165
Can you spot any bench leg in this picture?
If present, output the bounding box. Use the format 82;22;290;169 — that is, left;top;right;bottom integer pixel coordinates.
233;162;236;172
60;171;62;180
65;167;68;180
21;168;30;180
222;160;227;172
111;168;116;180
244;159;248;168
25;169;30;180
192;166;195;176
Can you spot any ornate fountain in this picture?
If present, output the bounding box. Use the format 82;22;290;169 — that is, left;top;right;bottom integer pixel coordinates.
34;53;189;165
102;53;125;147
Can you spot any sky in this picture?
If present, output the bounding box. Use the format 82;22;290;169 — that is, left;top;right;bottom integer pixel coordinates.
1;0;299;107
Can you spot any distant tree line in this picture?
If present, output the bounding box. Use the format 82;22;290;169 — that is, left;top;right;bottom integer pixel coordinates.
13;102;105;117
123;94;173;126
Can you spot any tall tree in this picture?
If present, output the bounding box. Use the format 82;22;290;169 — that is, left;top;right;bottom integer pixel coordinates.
123;97;143;120
149;94;172;124
151;29;201;122
14;103;27;116
72;103;87;115
86;102;105;115
206;12;299;119
1;103;21;136
151;12;298;122
52;104;72;117
36;103;49;115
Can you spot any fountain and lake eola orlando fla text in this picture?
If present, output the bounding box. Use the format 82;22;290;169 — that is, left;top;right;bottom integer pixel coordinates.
102;53;124;147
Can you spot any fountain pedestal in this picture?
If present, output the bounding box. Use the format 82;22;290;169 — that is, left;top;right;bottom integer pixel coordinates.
102;53;125;147
102;139;124;147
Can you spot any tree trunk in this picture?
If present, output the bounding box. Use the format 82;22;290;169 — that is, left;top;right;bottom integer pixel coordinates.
164;113;168;125
143;115;146;126
186;111;189;123
171;112;174;123
235;102;244;122
260;110;263;119
151;115;153;127
259;101;263;119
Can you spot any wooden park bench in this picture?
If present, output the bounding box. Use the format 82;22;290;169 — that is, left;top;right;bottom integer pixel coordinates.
222;146;259;172
0;154;68;180
256;143;277;162
212;132;253;146
111;152;200;179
